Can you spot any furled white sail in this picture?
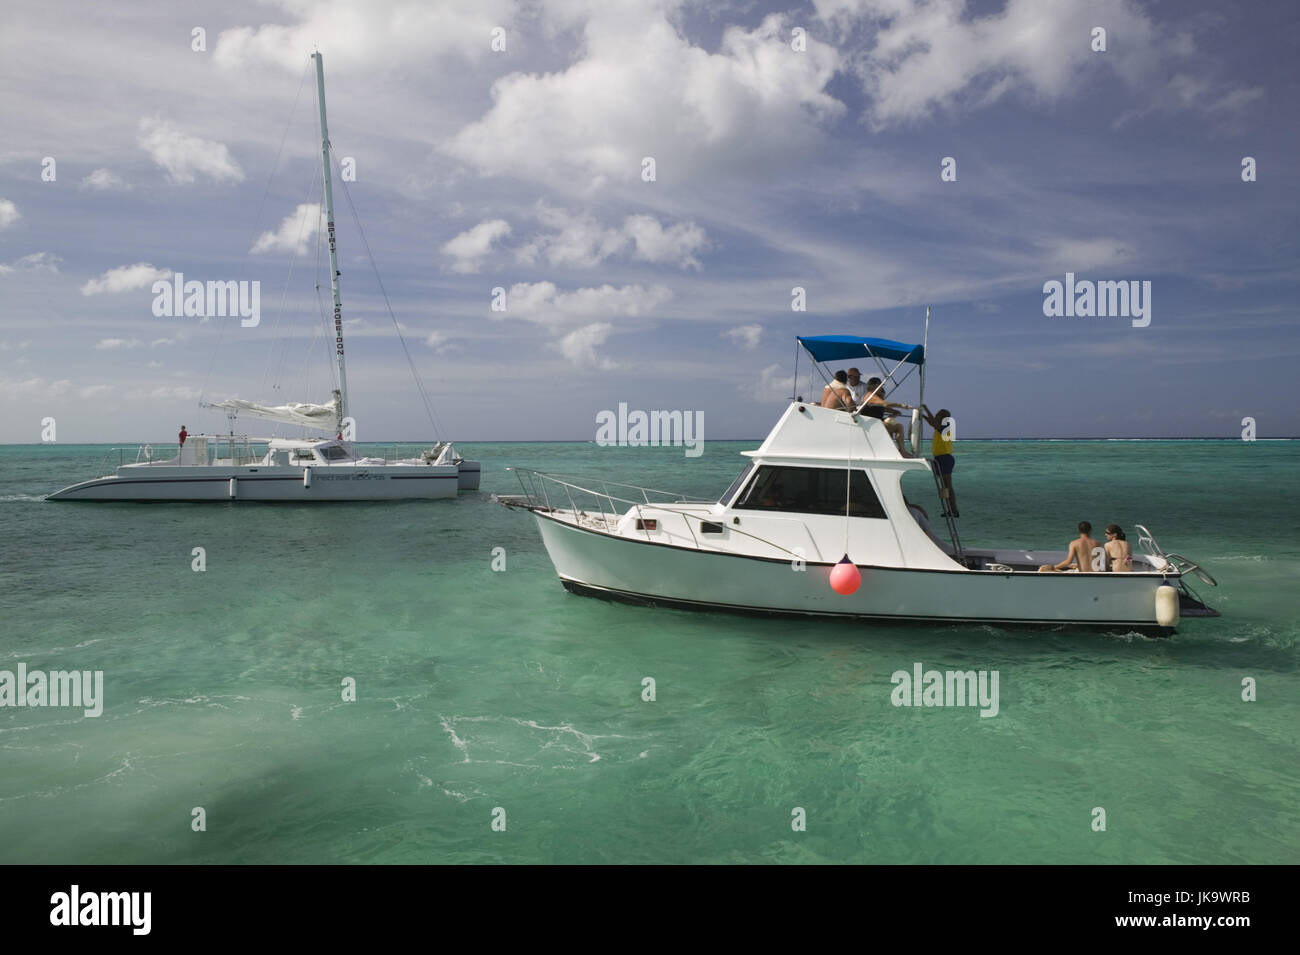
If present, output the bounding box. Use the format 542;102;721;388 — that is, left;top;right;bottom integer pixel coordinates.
205;397;339;431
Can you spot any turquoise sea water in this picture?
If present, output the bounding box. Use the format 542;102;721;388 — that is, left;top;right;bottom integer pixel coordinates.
0;439;1296;864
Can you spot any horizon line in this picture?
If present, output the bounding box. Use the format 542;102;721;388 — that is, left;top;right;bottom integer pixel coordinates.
1;436;1295;446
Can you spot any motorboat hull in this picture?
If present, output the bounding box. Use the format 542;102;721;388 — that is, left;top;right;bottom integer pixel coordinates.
47;464;459;501
532;510;1181;633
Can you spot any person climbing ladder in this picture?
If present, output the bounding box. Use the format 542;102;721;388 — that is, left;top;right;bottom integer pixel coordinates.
921;406;958;518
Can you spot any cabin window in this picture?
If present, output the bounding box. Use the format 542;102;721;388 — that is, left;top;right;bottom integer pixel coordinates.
734;465;886;519
718;463;754;506
319;446;350;461
292;450;315;462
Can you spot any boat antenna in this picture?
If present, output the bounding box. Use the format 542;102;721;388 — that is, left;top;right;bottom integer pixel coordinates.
313;51;348;435
919;305;930;420
791;338;800;401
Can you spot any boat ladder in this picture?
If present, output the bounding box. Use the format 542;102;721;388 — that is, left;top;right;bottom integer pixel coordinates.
929;458;966;564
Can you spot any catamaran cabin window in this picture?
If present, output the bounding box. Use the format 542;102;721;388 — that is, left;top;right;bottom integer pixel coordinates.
719;463;755;506
734;465;886;519
319;446;350;461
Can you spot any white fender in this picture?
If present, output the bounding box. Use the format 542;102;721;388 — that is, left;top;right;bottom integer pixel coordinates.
1155;582;1180;628
228;477;237;499
303;466;312;489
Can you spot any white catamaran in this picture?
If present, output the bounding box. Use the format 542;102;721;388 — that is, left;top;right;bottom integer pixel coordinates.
498;322;1218;634
49;52;479;502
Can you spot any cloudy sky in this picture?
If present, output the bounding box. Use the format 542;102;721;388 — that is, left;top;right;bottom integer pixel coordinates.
1;0;1296;442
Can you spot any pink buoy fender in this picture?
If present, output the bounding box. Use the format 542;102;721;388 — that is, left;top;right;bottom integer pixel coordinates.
829;555;861;595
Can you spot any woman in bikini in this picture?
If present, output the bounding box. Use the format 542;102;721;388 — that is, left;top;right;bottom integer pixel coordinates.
1104;524;1132;572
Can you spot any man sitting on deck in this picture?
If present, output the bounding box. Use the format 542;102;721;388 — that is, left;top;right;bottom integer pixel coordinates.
1038;521;1102;573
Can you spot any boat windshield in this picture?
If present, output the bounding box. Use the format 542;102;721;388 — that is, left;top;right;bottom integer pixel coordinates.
734;465;886;519
719;463;754;505
319;445;351;461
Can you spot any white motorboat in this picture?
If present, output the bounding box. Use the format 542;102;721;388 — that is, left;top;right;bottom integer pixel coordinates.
48;52;479;502
498;328;1218;634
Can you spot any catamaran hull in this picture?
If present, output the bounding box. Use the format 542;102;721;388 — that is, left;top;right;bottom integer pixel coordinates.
47;466;458;501
533;512;1180;632
457;460;481;491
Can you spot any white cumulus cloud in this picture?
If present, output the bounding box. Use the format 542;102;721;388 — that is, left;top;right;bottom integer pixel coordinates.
517;205;708;270
424;331;453;353
503;281;672;328
817;0;1261;128
446;10;842;186
723;324;763;350
251;203;322;255
0;376;73;399
556;322;617;370
80;168;132;191
80;263;173;296
746;363;793;402
138;117;244;184
212;0;515;72
441;219;511;273
0;198;19;229
0;251;61;275
624;214;708;269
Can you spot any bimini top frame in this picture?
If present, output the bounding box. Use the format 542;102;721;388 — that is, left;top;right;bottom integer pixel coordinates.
793;309;932;416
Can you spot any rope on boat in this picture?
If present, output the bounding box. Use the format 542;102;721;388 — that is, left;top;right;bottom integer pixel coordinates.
335;165;448;443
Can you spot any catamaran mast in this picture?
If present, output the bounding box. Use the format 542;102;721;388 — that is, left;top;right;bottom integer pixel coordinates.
313;52;348;434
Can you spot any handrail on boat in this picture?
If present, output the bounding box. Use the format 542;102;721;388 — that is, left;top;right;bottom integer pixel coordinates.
503;468;816;561
505;468;712;509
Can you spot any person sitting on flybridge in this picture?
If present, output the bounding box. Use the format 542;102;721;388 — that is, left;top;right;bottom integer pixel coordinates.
846;367;866;406
856;377;911;452
1038;521;1102;573
820;370;856;410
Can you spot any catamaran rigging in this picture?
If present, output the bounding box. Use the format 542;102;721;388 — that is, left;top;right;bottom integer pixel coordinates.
48;51;480;501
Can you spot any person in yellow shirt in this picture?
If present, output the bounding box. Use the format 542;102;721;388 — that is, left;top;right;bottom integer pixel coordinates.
921;405;958;517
